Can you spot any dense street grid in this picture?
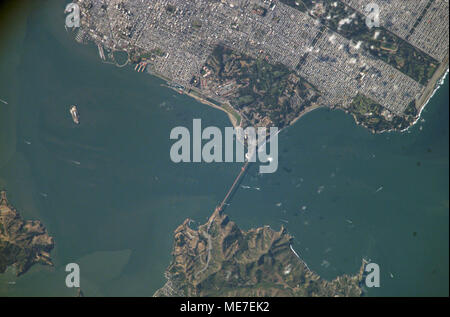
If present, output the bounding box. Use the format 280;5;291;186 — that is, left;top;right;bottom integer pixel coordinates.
73;0;449;130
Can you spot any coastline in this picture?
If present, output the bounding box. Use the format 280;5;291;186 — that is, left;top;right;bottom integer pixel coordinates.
153;55;448;135
167;84;241;128
417;55;449;114
0;190;54;276
289;104;323;126
402;68;449;134
155;208;366;297
289;55;449;135
137;50;448;135
408;56;450;132
145;66;241;128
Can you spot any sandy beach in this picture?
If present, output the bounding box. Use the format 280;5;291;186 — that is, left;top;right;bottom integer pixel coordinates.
417;54;449;113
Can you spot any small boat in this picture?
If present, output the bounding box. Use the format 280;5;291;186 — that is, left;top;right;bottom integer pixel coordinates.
70;105;79;124
69;160;81;165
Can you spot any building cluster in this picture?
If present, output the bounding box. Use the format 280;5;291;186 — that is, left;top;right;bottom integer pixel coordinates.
407;0;449;62
342;0;430;39
75;0;448;117
342;0;449;62
298;30;424;113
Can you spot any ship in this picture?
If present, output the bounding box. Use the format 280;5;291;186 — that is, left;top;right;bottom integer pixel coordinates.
70;105;79;124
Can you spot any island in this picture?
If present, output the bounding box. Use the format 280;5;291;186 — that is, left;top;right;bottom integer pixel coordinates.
154;208;365;297
0;191;54;276
71;0;448;132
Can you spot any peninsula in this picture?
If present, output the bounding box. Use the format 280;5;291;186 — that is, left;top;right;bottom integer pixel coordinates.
0;191;54;276
154;208;365;297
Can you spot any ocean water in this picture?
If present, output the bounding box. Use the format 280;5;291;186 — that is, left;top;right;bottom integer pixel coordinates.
0;0;448;296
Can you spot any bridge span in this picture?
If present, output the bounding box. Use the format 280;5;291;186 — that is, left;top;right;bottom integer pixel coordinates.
216;161;250;213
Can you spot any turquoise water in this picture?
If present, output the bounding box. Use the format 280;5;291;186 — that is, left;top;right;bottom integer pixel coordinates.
0;0;448;296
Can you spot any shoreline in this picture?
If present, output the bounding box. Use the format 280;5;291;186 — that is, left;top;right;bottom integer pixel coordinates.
402;68;449;134
146;66;241;128
289;104;323;127
139;53;448;134
417;55;449;114
173;86;241;128
288;56;450;135
399;55;449;134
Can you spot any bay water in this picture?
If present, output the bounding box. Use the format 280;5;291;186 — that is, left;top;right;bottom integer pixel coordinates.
0;0;447;296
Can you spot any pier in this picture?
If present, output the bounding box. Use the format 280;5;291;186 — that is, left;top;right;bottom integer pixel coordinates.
97;44;106;61
134;61;149;72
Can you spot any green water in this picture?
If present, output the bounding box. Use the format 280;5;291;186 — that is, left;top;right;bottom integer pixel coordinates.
0;0;448;296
